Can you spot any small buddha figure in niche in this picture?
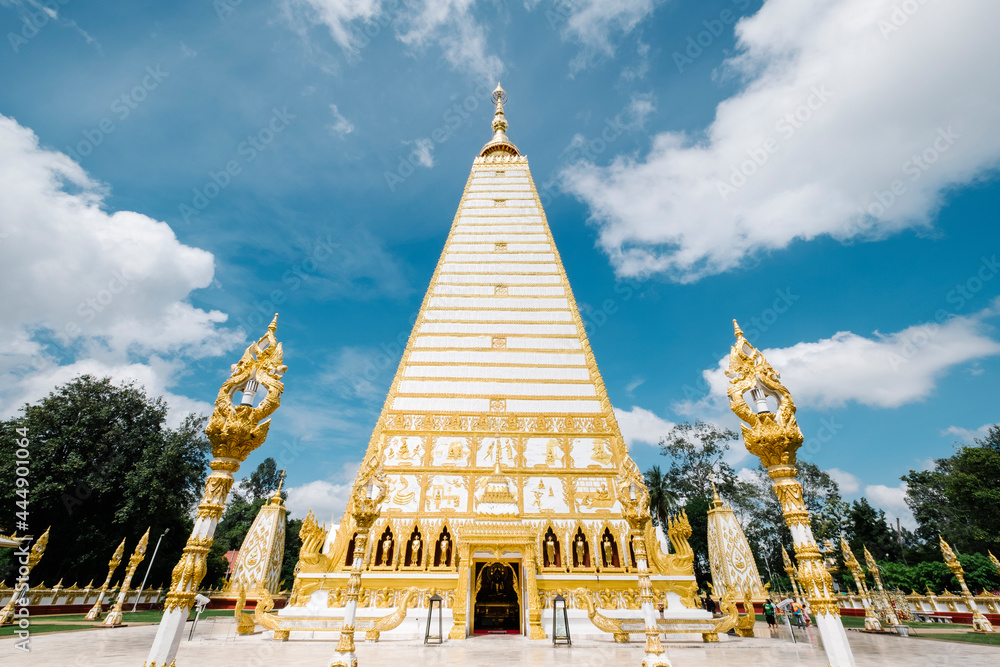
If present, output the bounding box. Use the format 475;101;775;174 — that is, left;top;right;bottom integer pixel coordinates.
409;533;422;566
602;533;614;567
439;532;452;566
380;533;394;566
574;534;586;567
545;534;557;567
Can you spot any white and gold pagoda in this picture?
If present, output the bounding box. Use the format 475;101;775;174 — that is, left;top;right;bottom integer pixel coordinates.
706;484;766;602
224;475;288;596
283;85;707;642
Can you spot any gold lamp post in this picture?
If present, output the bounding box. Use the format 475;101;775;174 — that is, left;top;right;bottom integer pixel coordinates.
940;536;994;633
840;537;881;631
329;462;388;667
726;321;855;666
0;526;50;626
617;468;672;667
142;315;287;667
85;538;127;620
104;528;151;627
862;546;899;627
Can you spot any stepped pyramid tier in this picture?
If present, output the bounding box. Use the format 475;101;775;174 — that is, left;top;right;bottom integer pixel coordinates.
286;85;703;642
706;484;766;601
224;473;288;596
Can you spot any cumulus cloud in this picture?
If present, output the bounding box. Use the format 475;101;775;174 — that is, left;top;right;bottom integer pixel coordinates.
826;467;861;495
865;482;915;531
328;103;355;136
0;114;238;420
285;460;361;526
614;405;676;447
682;305;1000;412
562;0;1000;281
409;137;434;168
942;422;996;443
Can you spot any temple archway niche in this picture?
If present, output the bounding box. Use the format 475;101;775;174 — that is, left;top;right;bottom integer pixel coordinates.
344;532;358;567
374;526;396;568
599;527;621;569
541;526;562;569
404;526;423;567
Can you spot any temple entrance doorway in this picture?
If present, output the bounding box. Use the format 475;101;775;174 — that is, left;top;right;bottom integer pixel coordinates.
472;561;521;635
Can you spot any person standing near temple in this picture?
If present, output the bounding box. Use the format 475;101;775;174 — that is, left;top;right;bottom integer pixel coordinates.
763;598;777;629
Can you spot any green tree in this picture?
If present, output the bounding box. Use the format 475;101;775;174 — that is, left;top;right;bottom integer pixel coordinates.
903;427;1000;556
845;497;901;562
280;517;303;590
656;421;743;500
643;465;678;528
0;376;209;590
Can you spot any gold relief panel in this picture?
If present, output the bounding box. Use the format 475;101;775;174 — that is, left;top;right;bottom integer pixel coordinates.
425;475;469;513
385;474;421;513
384;436;425;467
569;438;615;469
523;477;569;514
573;477;617;514
477;436;517;468
524;436;565;468
431;436;471;467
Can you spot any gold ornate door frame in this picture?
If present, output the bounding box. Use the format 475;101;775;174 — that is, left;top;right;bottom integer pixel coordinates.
448;523;545;640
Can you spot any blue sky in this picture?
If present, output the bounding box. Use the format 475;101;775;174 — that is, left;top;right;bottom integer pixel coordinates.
2;0;998;527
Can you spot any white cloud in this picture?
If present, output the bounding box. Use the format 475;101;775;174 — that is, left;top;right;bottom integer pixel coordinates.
562;0;1000;281
328;103;355;136
942;422;996;443
408;137;434;168
533;0;662;74
0;114;239;420
284;460;361;525
826;467;861;495
624;376;645;395
614;405;675;447
865;482;915;531
683;305;1000;412
290;0;502;81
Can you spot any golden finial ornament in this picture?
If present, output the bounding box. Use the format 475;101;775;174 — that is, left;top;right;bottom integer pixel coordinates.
840;536;881;630
479;83;520;157
85;537;127;620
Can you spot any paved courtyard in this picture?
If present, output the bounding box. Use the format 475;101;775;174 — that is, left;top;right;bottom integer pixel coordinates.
3;617;997;666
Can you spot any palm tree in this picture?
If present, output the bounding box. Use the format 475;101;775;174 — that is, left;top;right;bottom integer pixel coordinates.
644;466;679;528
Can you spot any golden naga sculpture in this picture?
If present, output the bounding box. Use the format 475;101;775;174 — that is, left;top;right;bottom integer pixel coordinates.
734;590;756;638
573;588;630;643
365;587;419;641
990;551;1000;576
863;545;899;626
104;527;150;627
0;526;50;626
727;321;855;666
840;536;881;631
206;315;287;460
143;315;287;667
85;538;127;621
666;510;693;561
940;535;994;633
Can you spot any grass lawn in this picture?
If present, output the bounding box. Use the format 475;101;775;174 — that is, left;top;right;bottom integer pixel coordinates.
0;608;233;638
914;632;1000;646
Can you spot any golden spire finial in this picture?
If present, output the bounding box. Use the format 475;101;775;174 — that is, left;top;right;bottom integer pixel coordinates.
271;469;286;504
733;319;744;339
479;83;519;158
710;481;723;509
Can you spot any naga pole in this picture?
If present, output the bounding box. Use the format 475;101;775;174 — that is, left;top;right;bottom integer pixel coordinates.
142;315;287;667
940;536;994;633
617;470;672;667
85;538;126;621
0;527;49;626
726;321;855;667
104;528;150;626
840;537;881;631
863;546;899;627
328;464;388;667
